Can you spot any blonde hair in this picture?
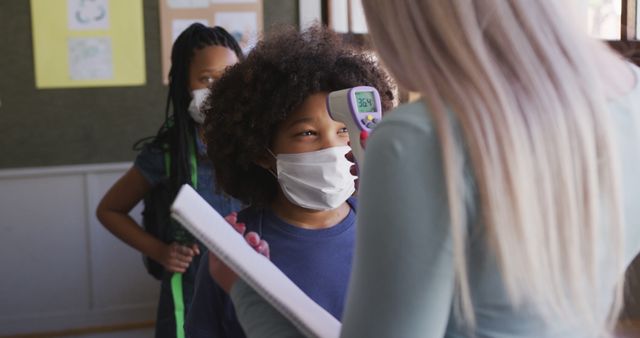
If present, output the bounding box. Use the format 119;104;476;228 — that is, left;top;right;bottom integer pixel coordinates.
363;0;625;335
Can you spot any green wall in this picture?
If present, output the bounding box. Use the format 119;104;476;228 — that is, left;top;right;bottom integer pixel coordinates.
0;0;297;169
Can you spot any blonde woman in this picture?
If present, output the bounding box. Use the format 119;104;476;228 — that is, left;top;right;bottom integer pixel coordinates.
209;1;640;337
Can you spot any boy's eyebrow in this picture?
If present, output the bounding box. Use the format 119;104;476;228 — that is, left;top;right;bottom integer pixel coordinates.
286;117;314;127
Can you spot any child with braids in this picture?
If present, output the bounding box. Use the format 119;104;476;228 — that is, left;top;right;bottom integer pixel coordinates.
96;23;244;338
185;24;394;338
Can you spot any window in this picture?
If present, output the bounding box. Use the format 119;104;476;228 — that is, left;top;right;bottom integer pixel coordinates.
324;0;367;34
595;0;640;65
320;0;372;51
588;0;622;39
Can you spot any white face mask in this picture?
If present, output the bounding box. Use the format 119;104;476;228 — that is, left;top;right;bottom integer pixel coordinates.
271;145;356;211
188;88;210;124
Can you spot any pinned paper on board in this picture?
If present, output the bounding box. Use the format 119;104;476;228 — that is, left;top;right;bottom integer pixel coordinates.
172;19;209;41
31;0;146;88
214;12;257;52
158;0;263;84
210;0;257;3
167;0;209;9
68;0;110;30
68;37;113;80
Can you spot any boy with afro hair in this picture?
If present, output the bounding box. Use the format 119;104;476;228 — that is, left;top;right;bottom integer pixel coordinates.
185;24;394;338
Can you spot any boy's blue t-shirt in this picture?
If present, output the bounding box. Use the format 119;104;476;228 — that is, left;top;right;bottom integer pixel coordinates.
185;198;357;338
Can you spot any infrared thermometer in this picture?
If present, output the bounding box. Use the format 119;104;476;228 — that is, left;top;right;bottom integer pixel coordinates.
327;86;383;170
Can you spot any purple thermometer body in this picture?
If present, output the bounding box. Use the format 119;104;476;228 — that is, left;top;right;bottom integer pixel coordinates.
327;86;383;169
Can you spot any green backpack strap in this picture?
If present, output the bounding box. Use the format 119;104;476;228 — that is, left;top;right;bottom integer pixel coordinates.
171;273;186;338
188;137;198;189
163;137;198;338
163;138;198;188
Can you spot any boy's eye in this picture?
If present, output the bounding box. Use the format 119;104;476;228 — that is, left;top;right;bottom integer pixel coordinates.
338;127;348;134
297;130;316;137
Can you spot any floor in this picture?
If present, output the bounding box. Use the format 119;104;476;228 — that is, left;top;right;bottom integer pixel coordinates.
11;321;640;337
59;326;640;338
6;325;154;338
62;328;153;338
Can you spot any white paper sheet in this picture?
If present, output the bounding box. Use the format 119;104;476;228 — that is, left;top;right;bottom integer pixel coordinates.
210;0;256;3
167;0;209;9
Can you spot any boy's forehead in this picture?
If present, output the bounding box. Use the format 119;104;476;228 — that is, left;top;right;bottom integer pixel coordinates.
283;93;331;124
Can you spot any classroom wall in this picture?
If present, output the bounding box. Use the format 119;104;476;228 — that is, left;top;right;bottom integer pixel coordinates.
0;0;298;170
0;0;298;335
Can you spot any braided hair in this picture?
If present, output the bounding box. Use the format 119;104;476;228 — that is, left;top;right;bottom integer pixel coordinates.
139;23;244;196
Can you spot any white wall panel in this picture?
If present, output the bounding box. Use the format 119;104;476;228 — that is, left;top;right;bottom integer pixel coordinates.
0;174;90;317
0;163;158;335
86;171;159;310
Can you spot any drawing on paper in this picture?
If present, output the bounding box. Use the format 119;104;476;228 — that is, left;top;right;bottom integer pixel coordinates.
68;37;114;80
68;0;110;30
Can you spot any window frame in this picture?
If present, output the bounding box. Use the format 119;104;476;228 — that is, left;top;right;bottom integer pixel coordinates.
321;0;370;49
608;0;640;64
320;0;640;101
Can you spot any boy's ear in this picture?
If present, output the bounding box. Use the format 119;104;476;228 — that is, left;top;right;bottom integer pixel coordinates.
254;151;274;170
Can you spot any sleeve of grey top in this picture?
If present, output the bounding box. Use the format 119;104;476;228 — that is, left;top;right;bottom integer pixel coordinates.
230;280;304;338
230;104;456;338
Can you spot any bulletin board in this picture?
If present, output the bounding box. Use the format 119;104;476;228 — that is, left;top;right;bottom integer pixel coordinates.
0;0;292;169
30;0;146;88
159;0;263;84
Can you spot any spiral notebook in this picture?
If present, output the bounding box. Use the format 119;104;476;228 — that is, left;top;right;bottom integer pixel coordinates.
170;184;341;338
